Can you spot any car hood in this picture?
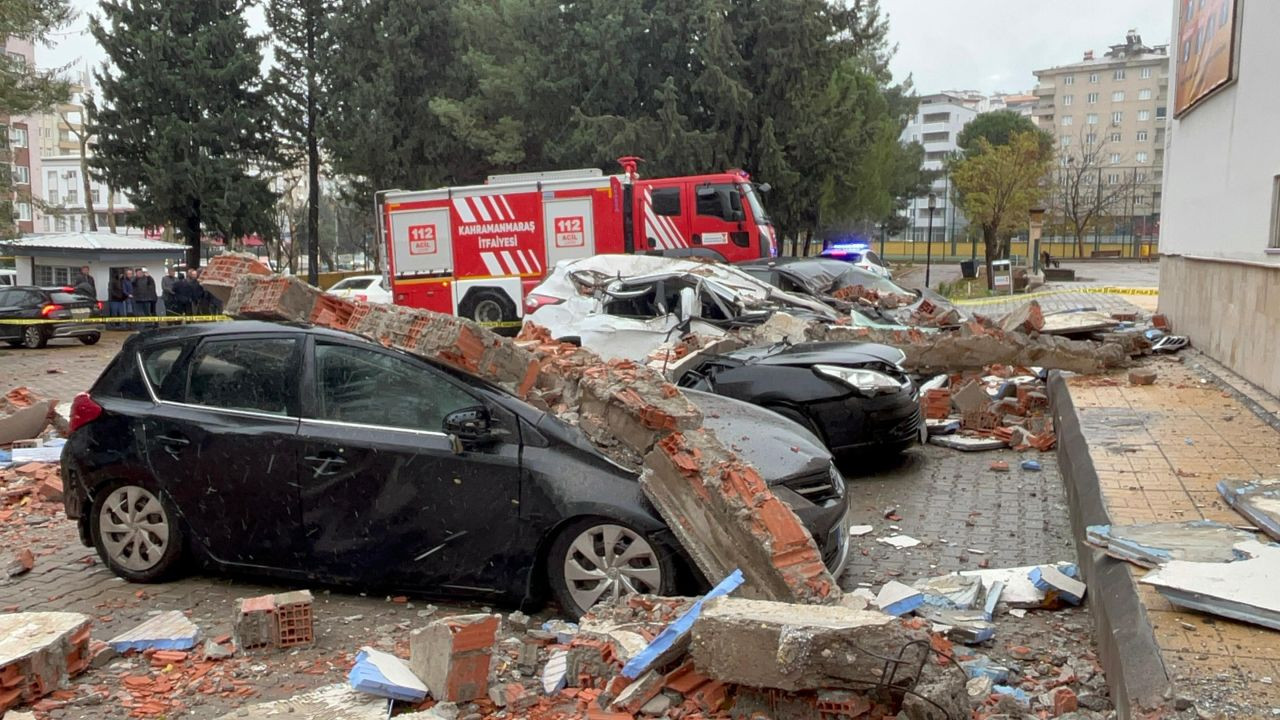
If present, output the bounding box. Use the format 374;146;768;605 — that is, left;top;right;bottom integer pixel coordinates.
718;341;907;368
684;389;831;482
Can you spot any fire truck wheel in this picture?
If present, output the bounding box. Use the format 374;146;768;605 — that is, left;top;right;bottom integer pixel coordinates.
459;290;516;326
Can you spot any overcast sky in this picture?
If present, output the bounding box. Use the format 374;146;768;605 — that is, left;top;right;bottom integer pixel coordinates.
43;0;1171;97
881;0;1173;95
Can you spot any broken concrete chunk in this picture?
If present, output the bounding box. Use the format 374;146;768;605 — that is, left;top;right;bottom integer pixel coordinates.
876;581;924;617
1085;520;1259;568
997;300;1045;334
409;614;499;703
928;435;1006;452
1217;478;1280;542
541;649;568;694
620;569;743;679
1028;565;1086;606
913;574;984;610
956;562;1080;608
348;646;428;702
0;612;93;709
1128;368;1158;385
4;547;35;578
108;610;199;652
217;683;387;719
950;380;990;415
0;387;54;445
916;606;996;644
877;534;922;549
1141;540;1280;631
689;596;922;692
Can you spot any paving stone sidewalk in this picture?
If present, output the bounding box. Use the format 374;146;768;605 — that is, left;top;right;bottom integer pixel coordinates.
1068;356;1280;718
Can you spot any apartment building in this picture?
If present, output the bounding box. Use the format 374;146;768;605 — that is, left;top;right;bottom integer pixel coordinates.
2;37;41;235
39;155;141;235
1033;31;1170;235
898;92;978;244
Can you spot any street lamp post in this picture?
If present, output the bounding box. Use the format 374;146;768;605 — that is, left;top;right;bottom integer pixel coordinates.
925;192;937;288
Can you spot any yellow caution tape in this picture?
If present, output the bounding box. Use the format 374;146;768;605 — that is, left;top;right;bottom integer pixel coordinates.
952;286;1158;306
0;315;229;325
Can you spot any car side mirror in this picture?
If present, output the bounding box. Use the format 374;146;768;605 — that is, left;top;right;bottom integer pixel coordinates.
677;286;696;324
443;406;500;452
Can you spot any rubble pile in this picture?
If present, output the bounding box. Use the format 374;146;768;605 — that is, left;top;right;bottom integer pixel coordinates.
921;366;1057;453
207;254;839;605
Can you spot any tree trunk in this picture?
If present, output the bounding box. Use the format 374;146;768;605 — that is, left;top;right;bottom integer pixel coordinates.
80;133;97;232
305;23;320;286
983;224;998;290
801;230;812;257
184;208;202;269
107;185;118;233
1074;229;1086;258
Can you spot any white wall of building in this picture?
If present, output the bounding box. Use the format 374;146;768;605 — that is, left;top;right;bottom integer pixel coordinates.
37;156;143;235
1160;1;1280;264
899;94;978;241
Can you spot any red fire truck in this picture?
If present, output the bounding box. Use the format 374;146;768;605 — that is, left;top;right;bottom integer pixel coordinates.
378;157;777;326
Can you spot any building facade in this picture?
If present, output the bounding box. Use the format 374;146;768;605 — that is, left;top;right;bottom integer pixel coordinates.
2;37;42;235
39;156;141;235
1033;31;1170;250
1159;0;1280;395
899;92;979;245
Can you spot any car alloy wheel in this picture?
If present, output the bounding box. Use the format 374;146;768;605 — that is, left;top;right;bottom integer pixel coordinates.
562;523;663;611
98;485;171;572
22;326;47;349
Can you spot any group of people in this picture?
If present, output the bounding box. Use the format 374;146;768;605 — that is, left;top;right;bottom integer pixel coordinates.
93;266;221;329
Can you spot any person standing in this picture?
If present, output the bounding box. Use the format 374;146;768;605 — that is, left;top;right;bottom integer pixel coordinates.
107;270;126;329
186;268;205;315
160;267;177;315
74;266;96;299
134;267;158;324
122;268;136;318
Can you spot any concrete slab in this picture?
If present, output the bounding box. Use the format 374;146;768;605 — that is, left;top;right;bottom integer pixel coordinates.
348;647;428;702
1217;478;1280;541
0;398;52;445
954;562;1079;608
216;683;387;719
1141;541;1280;632
690;596;921;692
1085;520;1258;568
0;611;92;710
108;610;199;652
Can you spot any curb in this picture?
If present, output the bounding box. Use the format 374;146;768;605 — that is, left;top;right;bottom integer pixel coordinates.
1048;371;1171;718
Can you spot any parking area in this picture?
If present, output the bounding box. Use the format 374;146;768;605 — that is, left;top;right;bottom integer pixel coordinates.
0;328;1109;718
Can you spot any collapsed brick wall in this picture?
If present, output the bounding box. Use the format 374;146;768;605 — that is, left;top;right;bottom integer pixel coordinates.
208;256;839;605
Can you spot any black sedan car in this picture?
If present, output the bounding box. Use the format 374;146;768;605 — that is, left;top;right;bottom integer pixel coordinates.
0;285;103;348
61;322;849;617
676;341;924;457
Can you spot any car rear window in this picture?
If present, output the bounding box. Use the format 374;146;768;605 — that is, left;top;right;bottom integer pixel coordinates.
185;337;298;416
94;341;189;401
48;291;87;304
333;278;375;290
143;344;187;401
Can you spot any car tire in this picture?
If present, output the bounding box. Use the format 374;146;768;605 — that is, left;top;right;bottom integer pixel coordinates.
89;480;186;583
79;333;101;346
458;290;516;327
548;517;677;619
21;325;49;349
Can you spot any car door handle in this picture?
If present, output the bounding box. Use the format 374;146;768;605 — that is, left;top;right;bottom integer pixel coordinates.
305;454;347;477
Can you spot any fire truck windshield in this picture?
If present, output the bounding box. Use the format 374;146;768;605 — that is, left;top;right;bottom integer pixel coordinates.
741;183;771;225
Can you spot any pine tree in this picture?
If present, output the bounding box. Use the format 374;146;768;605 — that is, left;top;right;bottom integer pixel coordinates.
268;0;329;285
89;0;279;267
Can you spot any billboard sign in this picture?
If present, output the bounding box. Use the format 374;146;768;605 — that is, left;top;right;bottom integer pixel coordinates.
1175;0;1240;117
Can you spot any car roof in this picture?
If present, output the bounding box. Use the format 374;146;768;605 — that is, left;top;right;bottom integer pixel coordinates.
131;320;363;344
335;274;382;281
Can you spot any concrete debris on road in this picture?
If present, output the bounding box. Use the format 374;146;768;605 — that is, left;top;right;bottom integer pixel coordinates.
216;683;387;719
875;581;924;616
348;646;428;702
1141;541;1280;632
0;387;54;446
1028;566;1087;606
410;613;500;703
0;611;92;713
1086;520;1259;568
877;534;922;549
956;563;1083;609
232;590;315;652
107;610;200;653
1217;477;1280;541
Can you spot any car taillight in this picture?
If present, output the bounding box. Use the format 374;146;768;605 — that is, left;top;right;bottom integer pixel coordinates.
96;301;104;310
69;392;103;433
355;294;368;302
40;303;64;317
524;293;563;313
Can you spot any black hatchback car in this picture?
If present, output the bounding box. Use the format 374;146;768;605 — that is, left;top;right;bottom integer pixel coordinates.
0;286;103;348
676;341;924;457
62;322;849;617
